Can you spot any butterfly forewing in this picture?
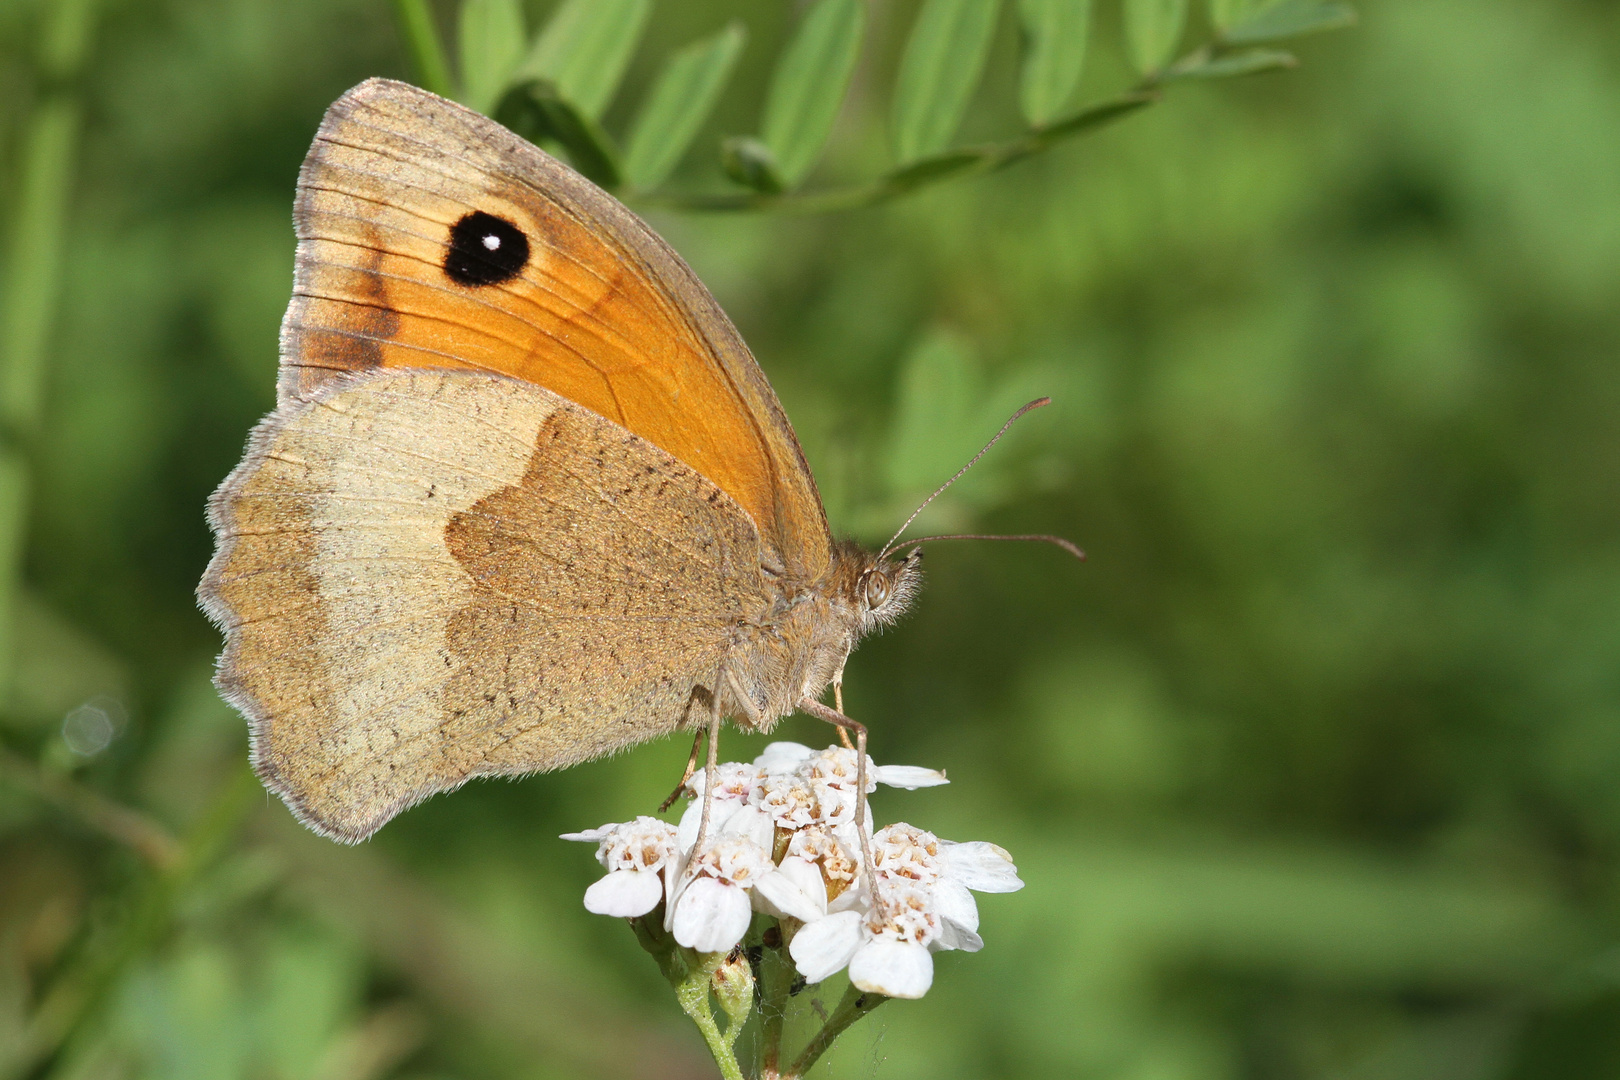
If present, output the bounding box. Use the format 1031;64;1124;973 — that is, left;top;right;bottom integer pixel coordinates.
282;79;831;580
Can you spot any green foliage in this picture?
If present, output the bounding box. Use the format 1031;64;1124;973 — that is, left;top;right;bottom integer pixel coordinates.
623;22;746;191
1017;0;1093;126
517;0;651;120
760;0;866;187
891;0;1003;164
497;78;623;188
9;1;1620;1079
390;0;1353;210
1123;0;1190;74
1166;46;1297;80
1221;0;1357;44
455;0;524;114
719;136;785;195
390;0;454;97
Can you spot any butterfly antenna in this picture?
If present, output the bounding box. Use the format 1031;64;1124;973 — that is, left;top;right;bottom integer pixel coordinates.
900;533;1086;560
879;397;1054;561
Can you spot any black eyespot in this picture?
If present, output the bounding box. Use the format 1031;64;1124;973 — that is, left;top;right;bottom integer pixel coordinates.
444;211;530;286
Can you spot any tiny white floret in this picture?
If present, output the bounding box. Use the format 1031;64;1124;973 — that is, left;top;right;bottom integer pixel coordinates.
561;816;679;918
667;834;773;953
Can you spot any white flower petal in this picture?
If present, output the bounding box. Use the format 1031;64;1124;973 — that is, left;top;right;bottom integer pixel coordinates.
933;879;980;935
940;841;1024;893
779;855;830;904
849;939;934;999
831;822;864;855
676;801;703;853
719;804;776;851
870;764;949;789
677;796;746;854
662;860;696;932
827;881;868;914
583;869;664;918
755;742;816;774
935;921;984;953
789;910;864;983
753;856;827;923
559;826;614;843
671;877;753;953
664;854;684;911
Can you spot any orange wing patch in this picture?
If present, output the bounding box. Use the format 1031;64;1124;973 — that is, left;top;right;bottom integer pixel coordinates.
280;80;831;581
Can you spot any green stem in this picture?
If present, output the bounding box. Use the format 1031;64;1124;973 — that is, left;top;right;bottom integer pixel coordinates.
0;455;25;703
757;932;794;1078
11;765;261;1080
0;97;80;439
0;0;99;705
0;743;182;869
784;983;886;1080
389;0;456;99
637;90;1158;215
674;954;746;1080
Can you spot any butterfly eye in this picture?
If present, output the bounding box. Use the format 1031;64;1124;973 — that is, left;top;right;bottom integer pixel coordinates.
863;572;891;609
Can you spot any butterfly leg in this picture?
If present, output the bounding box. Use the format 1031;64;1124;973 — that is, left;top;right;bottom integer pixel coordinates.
691;684;725;857
659;728;707;813
796;697;876;903
832;680;854;751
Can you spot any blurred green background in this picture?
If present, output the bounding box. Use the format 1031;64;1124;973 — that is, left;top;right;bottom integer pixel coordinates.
4;0;1620;1077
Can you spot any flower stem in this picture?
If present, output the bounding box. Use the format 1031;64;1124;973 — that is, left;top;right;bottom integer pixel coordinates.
674;954;746;1080
784;983;886;1079
756;929;794;1078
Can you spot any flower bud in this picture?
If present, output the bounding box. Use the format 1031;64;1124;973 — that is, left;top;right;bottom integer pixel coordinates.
710;947;755;1028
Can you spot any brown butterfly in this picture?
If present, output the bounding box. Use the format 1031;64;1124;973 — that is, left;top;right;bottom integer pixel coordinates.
198;79;1074;844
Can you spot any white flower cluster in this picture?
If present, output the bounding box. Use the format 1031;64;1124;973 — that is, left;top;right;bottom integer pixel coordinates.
563;742;1022;999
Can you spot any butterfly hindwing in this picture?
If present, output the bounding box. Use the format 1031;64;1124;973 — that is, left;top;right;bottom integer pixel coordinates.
201;368;768;841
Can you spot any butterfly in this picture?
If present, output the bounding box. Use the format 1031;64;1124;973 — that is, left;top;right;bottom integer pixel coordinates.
197;79;943;843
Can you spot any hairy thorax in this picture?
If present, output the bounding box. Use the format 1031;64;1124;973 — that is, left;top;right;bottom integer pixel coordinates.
722;540;923;730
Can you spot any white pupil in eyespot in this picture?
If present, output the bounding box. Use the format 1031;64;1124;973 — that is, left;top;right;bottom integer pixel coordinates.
482;234;501;250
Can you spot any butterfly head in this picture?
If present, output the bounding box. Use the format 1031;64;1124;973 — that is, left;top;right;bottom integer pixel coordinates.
853;546;924;634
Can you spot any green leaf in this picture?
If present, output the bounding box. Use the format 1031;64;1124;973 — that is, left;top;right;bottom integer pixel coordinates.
495;80;623;189
1221;0;1356;45
891;0;1002;165
721;137;785;195
457;0;525;114
518;0;651;120
1017;0;1092;127
1166;46;1296;79
886;329;985;496
622;23;746;191
760;0;866;188
390;0;455;98
1207;0;1259;29
1123;0;1188;75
